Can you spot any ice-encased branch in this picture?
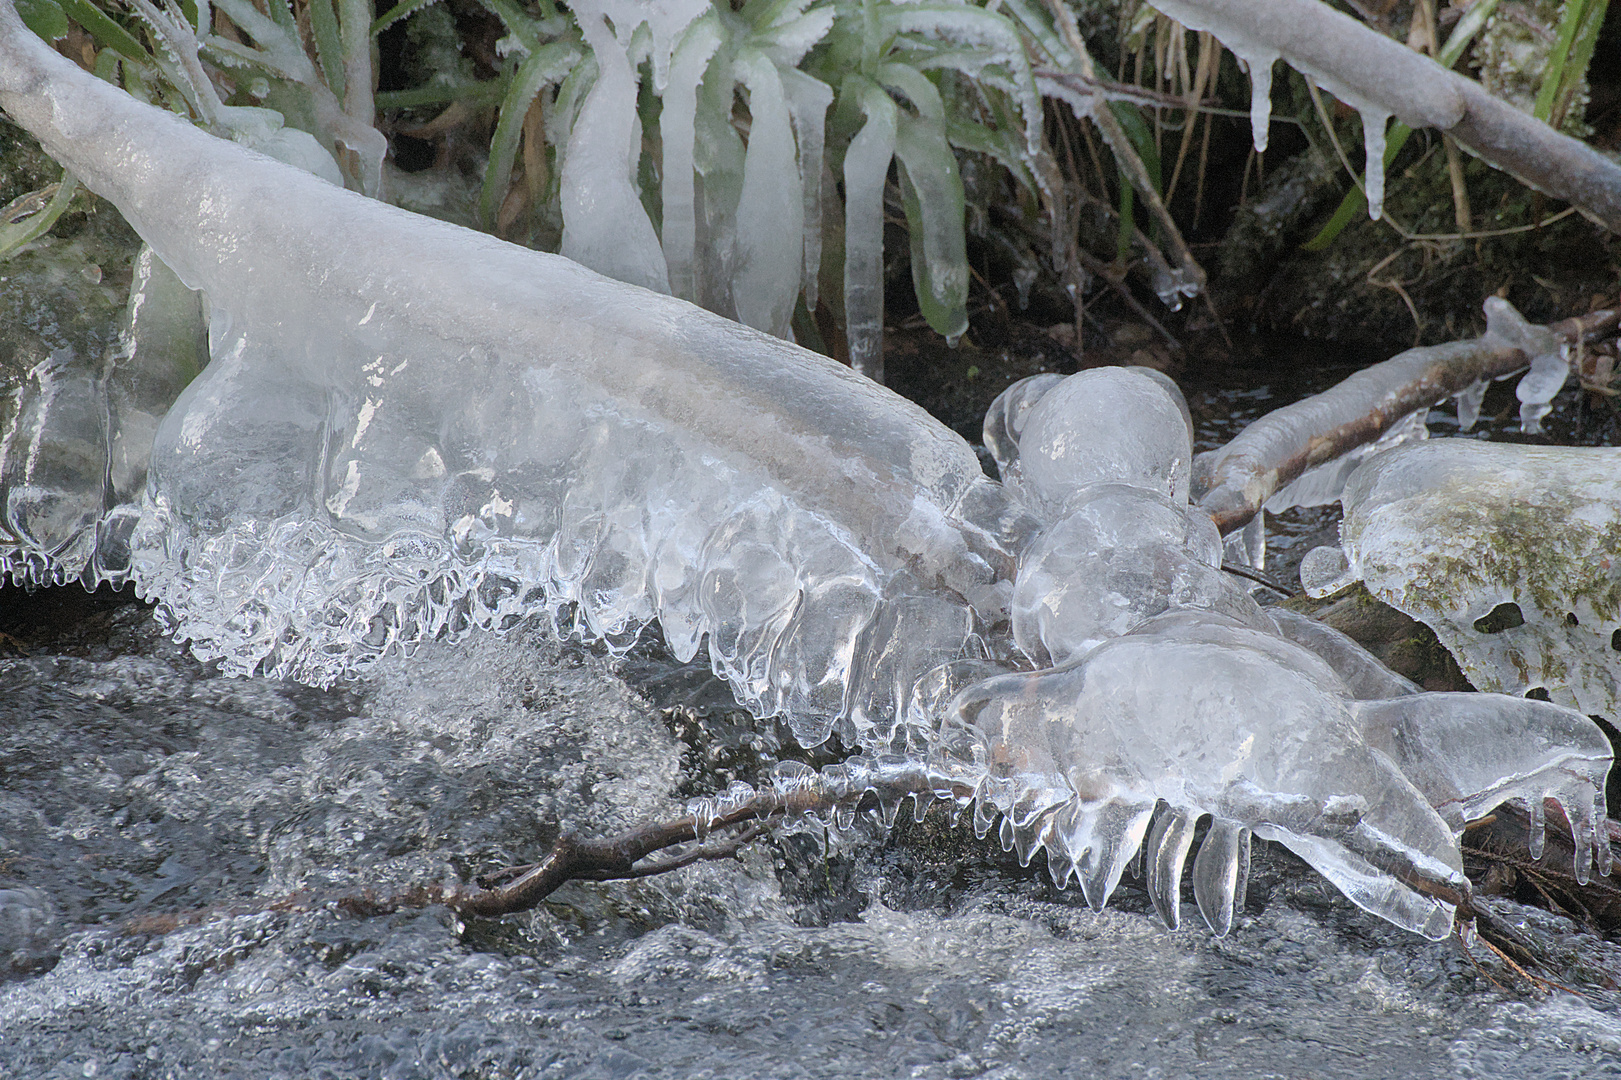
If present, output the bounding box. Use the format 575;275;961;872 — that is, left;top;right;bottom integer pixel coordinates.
0;0;1041;747
1151;0;1621;231
1192;303;1620;534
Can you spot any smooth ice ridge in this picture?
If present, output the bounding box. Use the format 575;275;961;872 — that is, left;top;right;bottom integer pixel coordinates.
0;4;1612;942
0;6;1042;748
1310;440;1621;719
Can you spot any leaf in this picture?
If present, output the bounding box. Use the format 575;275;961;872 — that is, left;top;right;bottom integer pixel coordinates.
894;110;968;342
307;0;346;102
479;41;581;229
372;0;439;37
17;0;68;42
56;0;149;62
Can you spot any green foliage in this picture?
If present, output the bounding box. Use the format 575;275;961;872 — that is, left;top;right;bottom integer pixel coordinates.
15;0;67;41
22;0;1203;369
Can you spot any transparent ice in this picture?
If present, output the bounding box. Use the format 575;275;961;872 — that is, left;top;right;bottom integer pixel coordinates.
0;4;1611;943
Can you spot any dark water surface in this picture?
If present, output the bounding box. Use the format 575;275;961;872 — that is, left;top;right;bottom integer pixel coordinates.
4;613;1621;1080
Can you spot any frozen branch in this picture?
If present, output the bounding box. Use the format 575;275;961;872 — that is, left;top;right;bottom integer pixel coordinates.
1151;0;1621;231
1193;303;1620;535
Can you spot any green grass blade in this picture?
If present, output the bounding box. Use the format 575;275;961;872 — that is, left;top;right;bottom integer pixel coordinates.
0;172;80;261
57;0;149;62
372;0;437;37
479;41;581;228
307;0;346;101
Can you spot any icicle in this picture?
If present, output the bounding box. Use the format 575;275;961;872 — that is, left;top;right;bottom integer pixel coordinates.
733;50;803;337
780;68;833;312
1013;263;1036;310
559;6;671;294
972;799;995;840
1357;106;1392;221
658;16;722;302
1454;378;1487;431
1516;343;1570;435
1240;49;1280;154
893;111;970;344
1528;796;1546;860
1151;265;1202;312
842;80;899;381
592;0;707;92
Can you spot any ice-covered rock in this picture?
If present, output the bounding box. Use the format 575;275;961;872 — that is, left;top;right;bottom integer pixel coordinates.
1307;440;1621;717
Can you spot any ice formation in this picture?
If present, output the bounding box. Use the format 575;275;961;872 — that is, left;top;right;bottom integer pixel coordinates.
0;244;205;588
0;1;1612;942
1305;440;1621;719
1194;296;1567;536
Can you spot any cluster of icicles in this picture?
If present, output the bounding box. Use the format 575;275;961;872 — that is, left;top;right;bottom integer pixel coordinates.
0;0;1612;943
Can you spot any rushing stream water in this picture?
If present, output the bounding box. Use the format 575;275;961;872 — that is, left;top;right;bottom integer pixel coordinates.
4;356;1621;1079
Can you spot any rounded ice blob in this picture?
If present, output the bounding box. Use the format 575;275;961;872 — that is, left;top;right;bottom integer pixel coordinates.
1017;367;1195;512
1010;484;1245;664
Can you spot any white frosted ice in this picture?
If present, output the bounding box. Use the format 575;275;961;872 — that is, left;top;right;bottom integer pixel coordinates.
732;50;803;336
1194;296;1561;527
842;80;899;379
657;15;722;301
1264;407;1429;515
1241;49;1281;154
599;0;708;91
1454;378;1487;431
559;5;671;294
780;68;834;311
1318;440;1621;718
1358;104;1391;221
1145;0;1280;152
1516;343;1570;435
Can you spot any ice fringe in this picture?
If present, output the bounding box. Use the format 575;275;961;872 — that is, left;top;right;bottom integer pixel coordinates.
0;1;1611;941
1146;0;1621;231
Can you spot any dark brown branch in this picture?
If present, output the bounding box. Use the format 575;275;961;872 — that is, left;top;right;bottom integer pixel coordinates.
1194;304;1620;534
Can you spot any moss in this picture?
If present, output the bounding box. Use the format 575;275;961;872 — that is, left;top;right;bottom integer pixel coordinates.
1367;494;1621;627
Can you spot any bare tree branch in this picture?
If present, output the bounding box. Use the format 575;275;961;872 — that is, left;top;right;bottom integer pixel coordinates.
1151;0;1621;231
1194;304;1620;535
